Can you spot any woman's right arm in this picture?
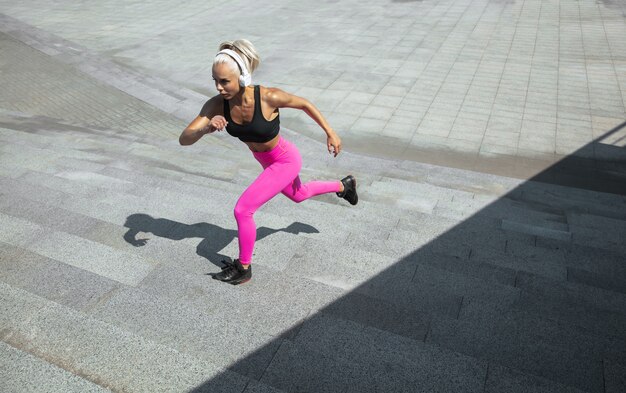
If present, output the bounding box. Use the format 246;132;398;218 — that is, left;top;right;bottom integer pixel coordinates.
179;96;227;145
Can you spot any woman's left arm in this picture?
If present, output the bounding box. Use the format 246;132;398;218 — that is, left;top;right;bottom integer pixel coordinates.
265;88;342;157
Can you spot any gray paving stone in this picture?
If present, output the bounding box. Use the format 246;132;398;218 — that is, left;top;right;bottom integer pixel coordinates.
570;223;626;255
412;263;520;305
0;341;110;393
516;271;626;317
18;221;156;286
242;381;286;393
87;285;282;380
501;218;572;241
429;300;622;393
0;242;119;312
567;266;626;295
136;263;339;329
411;250;517;287
470;243;567;281
285;238;411;289
604;359;626;393
344;232;421;260
515;272;626;340
0;211;48;247
0;282;248;393
0;192;102;238
389;227;474;259
209;224;310;272
322;291;431;342
260;340;376;393
350;259;462;318
2;3;626;391
289;313;487;393
561;244;626;283
17;170;131;200
484;364;588;393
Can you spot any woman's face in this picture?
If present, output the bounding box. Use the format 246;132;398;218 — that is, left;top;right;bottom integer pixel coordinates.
212;62;240;100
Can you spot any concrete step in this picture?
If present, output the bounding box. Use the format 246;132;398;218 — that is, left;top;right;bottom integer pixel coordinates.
7;112;596;258
478;238;626;298
0;341;110;393
395;159;524;197
6;166;622;312
0;127;247;186
0;242;120;313
287;236;520;307
268;311;587;393
137;262;345;327
0;282;252;393
427;299;625;393
0;132;121;165
0;169;361;267
411;250;518;287
511;181;626;219
263;315;487;393
516;238;626;292
0;211;157;286
85;284;286;381
484;364;589;393
514;271;626;340
566;212;626;254
0;238;329;382
362;177;463;214
0;182;302;275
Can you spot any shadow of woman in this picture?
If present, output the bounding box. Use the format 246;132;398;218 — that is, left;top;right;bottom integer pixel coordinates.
122;213;319;268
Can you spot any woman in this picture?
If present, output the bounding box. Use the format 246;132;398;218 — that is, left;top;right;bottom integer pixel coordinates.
179;39;357;285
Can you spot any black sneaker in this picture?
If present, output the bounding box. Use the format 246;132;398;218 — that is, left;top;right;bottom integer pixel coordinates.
212;259;251;285
337;175;358;205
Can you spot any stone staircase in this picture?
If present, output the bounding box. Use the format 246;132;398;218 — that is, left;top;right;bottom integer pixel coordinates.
2;106;626;393
2;4;626;391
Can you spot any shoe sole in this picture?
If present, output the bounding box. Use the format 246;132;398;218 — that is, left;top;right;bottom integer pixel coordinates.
229;276;251;285
347;175;358;205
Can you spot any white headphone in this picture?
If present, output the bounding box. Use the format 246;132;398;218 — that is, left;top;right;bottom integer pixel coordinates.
216;48;252;87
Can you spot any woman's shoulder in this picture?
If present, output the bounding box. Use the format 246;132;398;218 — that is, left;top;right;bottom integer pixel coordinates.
259;85;290;105
199;94;225;117
258;85;287;94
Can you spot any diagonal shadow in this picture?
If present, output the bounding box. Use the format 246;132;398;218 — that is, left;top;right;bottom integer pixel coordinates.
122;213;319;268
189;122;626;393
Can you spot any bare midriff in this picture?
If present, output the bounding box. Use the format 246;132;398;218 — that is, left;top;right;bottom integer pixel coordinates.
244;133;280;152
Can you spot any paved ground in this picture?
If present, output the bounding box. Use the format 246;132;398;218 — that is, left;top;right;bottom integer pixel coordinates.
1;0;625;179
1;1;626;393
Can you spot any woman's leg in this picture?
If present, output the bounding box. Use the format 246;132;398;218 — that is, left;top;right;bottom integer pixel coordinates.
282;176;341;203
234;159;300;265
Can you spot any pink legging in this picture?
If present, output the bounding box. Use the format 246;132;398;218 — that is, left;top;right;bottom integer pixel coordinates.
234;136;341;264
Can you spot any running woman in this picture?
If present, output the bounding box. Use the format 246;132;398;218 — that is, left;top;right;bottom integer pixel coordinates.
179;39;357;285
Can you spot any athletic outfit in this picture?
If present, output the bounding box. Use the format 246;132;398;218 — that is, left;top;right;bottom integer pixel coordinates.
224;86;341;265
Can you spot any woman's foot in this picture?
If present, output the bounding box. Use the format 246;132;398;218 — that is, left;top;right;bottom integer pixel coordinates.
337;175;358;205
212;259;252;285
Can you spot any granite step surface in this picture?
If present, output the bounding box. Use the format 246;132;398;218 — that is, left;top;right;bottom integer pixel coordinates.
0;341;110;393
0;282;269;393
3;55;626;393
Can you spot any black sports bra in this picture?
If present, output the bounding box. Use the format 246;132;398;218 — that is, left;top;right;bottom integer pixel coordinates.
223;85;280;143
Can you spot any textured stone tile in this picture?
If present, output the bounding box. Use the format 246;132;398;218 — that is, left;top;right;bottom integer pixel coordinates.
288;313;487;392
485;364;588;393
0;243;119;312
88;286;282;380
0;282;248;393
604;359;626;393
0;341;108;393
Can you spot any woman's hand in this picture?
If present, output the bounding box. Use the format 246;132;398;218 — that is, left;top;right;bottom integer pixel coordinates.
209;115;228;133
327;133;342;157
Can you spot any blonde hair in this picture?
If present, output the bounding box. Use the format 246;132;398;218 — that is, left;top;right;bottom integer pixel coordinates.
213;39;260;74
